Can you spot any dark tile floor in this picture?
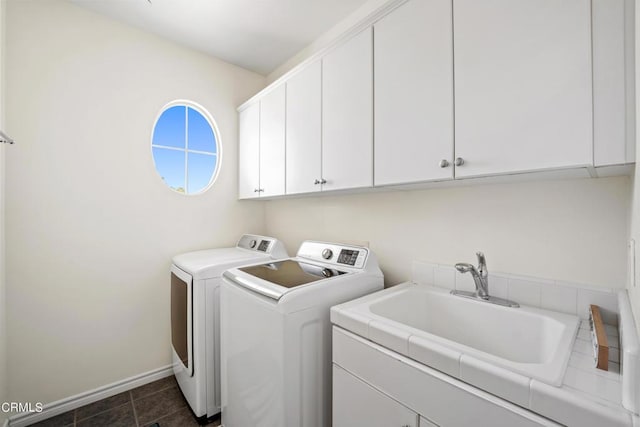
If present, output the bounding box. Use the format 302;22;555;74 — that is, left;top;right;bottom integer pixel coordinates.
26;376;220;427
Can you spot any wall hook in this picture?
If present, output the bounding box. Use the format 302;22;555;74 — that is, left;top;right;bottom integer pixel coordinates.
0;130;15;145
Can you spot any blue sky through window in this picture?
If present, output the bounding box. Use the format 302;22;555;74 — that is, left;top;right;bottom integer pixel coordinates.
153;106;185;149
152;103;219;194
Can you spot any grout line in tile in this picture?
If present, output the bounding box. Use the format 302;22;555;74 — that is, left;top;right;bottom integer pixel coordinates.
130;391;140;427
75;401;132;424
131;381;178;402
145;407;186;427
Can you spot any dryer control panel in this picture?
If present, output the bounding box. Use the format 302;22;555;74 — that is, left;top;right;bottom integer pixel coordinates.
337;249;360;266
297;241;369;269
236;234;288;259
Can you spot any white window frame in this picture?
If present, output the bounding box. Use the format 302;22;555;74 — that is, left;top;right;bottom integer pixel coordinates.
151;99;222;195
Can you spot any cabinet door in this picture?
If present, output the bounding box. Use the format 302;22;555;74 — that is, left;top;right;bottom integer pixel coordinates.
238;103;260;199
592;0;631;166
374;0;454;186
322;28;373;191
259;85;286;197
286;61;322;195
333;364;418;427
453;0;592;178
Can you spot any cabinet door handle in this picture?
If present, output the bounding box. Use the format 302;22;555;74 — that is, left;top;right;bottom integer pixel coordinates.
254;188;260;193
454;157;465;166
314;179;321;185
320;179;327;184
439;159;450;168
259;188;264;192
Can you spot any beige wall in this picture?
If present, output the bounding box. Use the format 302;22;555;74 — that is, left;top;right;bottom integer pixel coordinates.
0;0;7;422
5;0;266;404
265;177;631;288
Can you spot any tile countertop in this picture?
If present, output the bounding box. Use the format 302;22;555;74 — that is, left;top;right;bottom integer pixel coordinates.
529;318;632;427
331;279;640;427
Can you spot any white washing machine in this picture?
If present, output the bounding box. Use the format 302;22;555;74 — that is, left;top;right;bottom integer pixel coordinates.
220;241;384;427
170;234;288;420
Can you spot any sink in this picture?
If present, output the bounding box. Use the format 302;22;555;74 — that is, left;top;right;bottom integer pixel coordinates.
331;283;580;386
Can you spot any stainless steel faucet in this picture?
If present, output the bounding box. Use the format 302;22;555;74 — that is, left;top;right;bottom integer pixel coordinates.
452;252;519;308
455;252;489;299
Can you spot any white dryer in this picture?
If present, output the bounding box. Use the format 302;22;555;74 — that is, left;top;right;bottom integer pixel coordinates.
170;234;288;420
220;241;383;427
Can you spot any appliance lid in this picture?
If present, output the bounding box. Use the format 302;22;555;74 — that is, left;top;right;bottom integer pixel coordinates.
172;248;270;279
225;260;348;300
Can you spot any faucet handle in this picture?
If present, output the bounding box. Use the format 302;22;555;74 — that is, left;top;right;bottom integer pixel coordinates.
476;252;487;275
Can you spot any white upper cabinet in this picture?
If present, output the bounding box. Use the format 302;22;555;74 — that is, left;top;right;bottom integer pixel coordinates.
238;0;632;199
286;61;322;195
238;103;260;199
322;27;373;191
453;0;593;178
259;85;286;197
374;0;454;186
592;0;635;166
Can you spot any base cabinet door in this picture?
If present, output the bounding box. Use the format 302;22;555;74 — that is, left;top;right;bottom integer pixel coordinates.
333;364;418;427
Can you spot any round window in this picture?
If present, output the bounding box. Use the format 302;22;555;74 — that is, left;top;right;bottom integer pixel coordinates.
151;101;221;194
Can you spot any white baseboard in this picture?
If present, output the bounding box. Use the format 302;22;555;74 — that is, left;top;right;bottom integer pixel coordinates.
8;365;173;427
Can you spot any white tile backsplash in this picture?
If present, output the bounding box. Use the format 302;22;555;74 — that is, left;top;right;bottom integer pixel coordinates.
577;289;619;325
508;277;543;307
412;261;436;287
541;284;578;315
411;260;621;324
433;265;456;290
454;270;476;292
489;274;509;300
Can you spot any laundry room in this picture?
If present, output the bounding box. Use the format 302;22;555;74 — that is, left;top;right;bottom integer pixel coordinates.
0;0;638;426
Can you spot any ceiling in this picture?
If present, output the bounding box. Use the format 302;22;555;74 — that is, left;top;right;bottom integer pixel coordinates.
70;0;370;75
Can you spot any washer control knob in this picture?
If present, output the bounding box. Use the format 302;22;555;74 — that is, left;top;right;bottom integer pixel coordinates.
249;239;257;249
322;249;333;260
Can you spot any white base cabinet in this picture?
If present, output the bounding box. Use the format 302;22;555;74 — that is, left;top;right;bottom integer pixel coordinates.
334;364;420;427
332;327;560;427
